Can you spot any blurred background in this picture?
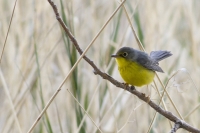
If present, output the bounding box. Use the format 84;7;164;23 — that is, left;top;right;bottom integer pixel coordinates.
0;0;200;132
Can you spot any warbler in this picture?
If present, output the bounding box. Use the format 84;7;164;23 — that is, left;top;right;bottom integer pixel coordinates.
111;47;172;87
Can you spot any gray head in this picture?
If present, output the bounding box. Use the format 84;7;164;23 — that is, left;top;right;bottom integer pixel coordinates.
111;47;140;61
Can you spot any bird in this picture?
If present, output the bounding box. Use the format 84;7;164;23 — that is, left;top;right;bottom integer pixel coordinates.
111;47;172;87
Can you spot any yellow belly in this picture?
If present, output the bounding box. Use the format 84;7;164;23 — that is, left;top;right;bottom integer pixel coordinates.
118;61;155;87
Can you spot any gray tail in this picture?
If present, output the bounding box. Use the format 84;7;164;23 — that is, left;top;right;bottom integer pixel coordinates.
150;51;172;62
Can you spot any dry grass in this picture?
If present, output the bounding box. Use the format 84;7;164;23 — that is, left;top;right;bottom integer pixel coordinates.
0;0;200;133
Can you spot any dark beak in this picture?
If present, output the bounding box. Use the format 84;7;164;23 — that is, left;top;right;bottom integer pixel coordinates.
111;54;118;58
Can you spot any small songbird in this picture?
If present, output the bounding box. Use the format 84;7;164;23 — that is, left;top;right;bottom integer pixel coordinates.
111;47;172;87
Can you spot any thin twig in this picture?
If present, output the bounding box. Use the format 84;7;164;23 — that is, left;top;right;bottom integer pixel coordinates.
0;69;22;133
184;103;200;119
67;89;103;133
117;103;142;132
0;0;18;64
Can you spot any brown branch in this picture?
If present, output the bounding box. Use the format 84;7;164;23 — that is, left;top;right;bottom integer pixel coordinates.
47;0;200;132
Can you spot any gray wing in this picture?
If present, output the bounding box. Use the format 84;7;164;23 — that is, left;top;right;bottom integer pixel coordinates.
136;52;164;73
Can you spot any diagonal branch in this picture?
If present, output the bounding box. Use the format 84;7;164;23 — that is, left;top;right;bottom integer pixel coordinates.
47;0;200;133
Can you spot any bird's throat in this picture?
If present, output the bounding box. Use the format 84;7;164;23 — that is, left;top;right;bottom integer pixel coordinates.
115;57;131;68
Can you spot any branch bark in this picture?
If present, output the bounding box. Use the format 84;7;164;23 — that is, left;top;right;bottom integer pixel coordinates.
170;120;182;133
47;0;200;132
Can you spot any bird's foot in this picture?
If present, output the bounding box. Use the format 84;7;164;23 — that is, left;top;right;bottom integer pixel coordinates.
122;83;129;90
122;83;135;92
130;85;135;91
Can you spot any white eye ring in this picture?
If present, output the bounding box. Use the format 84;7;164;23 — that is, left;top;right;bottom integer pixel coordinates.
123;52;128;57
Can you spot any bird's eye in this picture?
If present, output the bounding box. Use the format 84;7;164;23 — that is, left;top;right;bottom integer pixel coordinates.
122;52;128;57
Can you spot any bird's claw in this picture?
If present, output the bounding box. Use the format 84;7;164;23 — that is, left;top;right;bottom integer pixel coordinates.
122;83;129;90
122;83;136;92
130;86;135;90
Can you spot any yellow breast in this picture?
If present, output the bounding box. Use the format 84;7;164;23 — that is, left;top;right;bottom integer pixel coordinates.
115;57;155;87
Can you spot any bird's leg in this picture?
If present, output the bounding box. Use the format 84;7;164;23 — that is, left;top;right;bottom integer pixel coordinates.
122;83;129;90
122;83;136;91
130;85;135;91
146;85;151;103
